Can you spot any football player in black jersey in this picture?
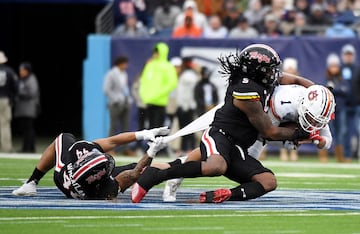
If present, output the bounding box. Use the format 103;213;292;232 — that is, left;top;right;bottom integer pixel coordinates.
131;44;315;203
12;127;169;199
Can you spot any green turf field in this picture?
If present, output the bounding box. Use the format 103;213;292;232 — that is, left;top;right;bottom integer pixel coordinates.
1;155;360;234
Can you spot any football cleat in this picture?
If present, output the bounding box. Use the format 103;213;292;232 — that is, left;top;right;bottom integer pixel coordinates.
162;178;183;202
12;180;37;196
199;188;232;203
131;182;148;203
131;166;161;203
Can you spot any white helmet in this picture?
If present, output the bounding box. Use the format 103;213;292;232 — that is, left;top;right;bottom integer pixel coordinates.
298;85;336;132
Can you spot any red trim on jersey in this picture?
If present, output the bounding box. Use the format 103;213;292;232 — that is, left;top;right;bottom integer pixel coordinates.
202;129;214;155
270;98;281;121
55;134;64;172
201;128;220;156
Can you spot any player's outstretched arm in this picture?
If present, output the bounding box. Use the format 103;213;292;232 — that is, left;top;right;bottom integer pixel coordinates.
280;72;314;88
115;137;167;192
94;127;170;153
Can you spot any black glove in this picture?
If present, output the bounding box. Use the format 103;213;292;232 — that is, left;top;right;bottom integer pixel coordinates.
292;128;310;140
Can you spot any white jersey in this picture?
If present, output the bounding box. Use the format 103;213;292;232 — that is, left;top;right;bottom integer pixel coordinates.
268;85;305;125
248;85;333;159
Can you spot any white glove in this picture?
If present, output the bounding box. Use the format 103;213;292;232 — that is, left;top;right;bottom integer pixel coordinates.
283;140;298;150
135;126;170;141
147;137;167;158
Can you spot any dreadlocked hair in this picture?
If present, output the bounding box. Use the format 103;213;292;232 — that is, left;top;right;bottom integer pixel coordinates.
218;49;243;85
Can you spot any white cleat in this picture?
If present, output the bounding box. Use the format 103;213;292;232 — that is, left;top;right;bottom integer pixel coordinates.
162;178;183;202
12;180;37;196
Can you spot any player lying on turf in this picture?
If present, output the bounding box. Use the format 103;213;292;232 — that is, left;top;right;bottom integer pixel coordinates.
12;127;169;199
130;44;336;203
159;84;335;202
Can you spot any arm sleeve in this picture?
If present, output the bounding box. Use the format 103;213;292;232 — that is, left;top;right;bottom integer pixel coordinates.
320;125;333;150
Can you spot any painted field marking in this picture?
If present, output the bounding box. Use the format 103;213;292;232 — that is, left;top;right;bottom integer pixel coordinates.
1;187;360;211
1;212;360;222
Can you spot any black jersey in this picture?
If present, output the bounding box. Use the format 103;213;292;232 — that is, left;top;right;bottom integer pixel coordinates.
211;77;272;149
53;133;111;198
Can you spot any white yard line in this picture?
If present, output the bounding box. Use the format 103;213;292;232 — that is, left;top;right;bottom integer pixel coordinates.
1;152;359;167
1;212;360;222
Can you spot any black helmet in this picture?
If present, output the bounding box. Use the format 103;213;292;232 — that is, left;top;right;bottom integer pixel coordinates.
239;44;282;86
68;149;116;199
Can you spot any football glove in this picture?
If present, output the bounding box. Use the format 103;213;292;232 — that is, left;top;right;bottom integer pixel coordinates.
147;137;167;158
135;126;170;141
309;130;323;145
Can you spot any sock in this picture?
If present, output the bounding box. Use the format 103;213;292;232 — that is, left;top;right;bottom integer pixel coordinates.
168;158;182;167
137;162;203;191
27;167;45;184
158;161;202;181
229;182;266;201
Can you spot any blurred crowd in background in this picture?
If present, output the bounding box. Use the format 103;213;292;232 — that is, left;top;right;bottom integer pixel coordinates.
111;0;360;38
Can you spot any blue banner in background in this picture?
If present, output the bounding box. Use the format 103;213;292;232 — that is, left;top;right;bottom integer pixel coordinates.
111;37;360;87
84;36;360;153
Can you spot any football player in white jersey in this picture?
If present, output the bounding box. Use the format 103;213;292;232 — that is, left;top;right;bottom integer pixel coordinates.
161;84;335;202
248;84;334;160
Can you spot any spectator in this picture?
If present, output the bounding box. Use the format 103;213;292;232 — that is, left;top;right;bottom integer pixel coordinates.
194;66;218;117
14;62;40;153
131;74;148;156
166;57;182;129
194;0;224;17
175;57;199;156
0;51;17;153
279;7;299;35
139;42;178;131
202;15;228;38
228;15;259;38
103;56;134;156
222;6;241;30
269;0;287;19
307;3;333;29
153;1;181;33
290;11;310;35
325;13;357;38
325;53;348;162
165;56;183;157
174;0;207;29
112;14;150;38
112;0;151;28
243;0;269;30
294;0;311;16
352;52;360;161
259;13;283;37
172;10;203;38
324;0;340;19
341;44;358;162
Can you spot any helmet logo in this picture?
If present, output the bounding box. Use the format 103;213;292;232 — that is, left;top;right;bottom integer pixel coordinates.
308;90;318;101
249;51;271;63
85;168;107;184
